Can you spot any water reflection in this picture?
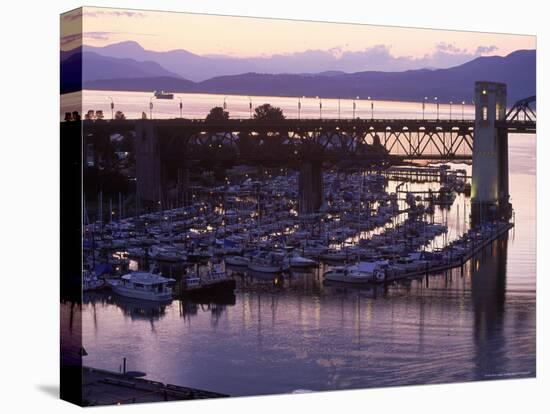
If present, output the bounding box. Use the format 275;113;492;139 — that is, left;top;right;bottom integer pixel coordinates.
80;237;535;395
83;290;236;328
84;292;170;322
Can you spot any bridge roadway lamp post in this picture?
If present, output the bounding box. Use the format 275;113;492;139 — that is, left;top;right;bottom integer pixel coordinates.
298;97;302;120
423;96;428;120
434;97;439;120
108;96;114;120
223;96;227;111
149;98;153;119
179;97;183;118
353;96;359;119
368;96;373;120
449;101;453;120
317;96;322;119
248;97;252;119
461;101;465;121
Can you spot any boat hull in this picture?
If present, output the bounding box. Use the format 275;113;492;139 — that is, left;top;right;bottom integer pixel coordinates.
324;274;375;284
182;279;236;297
225;256;250;266
248;263;283;273
111;285;173;302
290;259;317;268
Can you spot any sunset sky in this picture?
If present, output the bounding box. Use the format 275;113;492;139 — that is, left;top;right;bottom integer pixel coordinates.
61;6;535;71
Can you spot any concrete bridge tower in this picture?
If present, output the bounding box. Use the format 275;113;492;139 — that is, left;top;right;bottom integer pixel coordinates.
471;81;511;224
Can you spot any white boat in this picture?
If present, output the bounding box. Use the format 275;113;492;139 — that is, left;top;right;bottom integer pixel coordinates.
348;261;388;282
324;261;388;284
288;253;317;268
149;245;186;262
107;271;174;301
225;255;250;266
248;252;288;273
323;266;347;279
320;249;350;262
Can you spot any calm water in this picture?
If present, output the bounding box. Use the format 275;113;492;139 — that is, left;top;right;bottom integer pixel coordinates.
61;90;475;121
72;93;535;396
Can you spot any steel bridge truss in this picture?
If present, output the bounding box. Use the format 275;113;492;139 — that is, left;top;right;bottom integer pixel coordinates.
159;125;474;162
506;95;536;122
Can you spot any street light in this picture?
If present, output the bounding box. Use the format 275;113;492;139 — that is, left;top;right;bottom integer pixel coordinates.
434;97;439;120
298;97;302;120
461;101;465;121
423;96;428;120
317;96;322;119
449;101;453;120
368;96;373;120
178;97;183;118
353;96;359;119
149;97;153;119
108;96;114;120
248;97;252;119
338;97;341;120
223;96;227;110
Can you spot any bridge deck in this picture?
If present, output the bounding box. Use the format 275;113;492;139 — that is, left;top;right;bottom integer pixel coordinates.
82;118;535;134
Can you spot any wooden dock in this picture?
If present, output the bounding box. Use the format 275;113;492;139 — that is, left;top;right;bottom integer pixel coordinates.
382;222;514;284
82;367;227;406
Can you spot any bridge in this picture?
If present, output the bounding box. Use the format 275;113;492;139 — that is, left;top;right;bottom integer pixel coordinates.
82;117;534;162
71;81;535;220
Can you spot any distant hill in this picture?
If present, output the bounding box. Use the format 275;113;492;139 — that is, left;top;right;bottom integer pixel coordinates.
60;48;82;94
195;50;535;104
60;51;183;93
62;47;536;103
83;41;258;82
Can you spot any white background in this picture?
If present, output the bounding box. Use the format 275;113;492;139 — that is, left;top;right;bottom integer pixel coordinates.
0;0;548;412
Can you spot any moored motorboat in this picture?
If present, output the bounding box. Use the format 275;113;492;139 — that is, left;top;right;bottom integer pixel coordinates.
107;271;174;301
324;260;388;284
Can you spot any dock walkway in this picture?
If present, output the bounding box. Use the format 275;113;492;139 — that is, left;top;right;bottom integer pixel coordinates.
382;222;514;283
82;366;227;406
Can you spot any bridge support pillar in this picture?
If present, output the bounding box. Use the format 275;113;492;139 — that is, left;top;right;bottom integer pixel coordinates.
135;121;163;211
299;161;323;215
177;166;191;207
471;81;511;225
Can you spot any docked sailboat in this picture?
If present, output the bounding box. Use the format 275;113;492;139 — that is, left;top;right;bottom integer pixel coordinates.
248;252;289;273
288;252;317;268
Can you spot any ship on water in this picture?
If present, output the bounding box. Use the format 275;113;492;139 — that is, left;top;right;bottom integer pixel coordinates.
153;90;174;99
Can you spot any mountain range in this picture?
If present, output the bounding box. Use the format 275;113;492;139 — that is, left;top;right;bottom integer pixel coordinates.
60;42;536;104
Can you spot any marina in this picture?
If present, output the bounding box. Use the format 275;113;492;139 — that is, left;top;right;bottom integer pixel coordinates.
70;96;535;394
75;127;535;396
67;82;536;399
